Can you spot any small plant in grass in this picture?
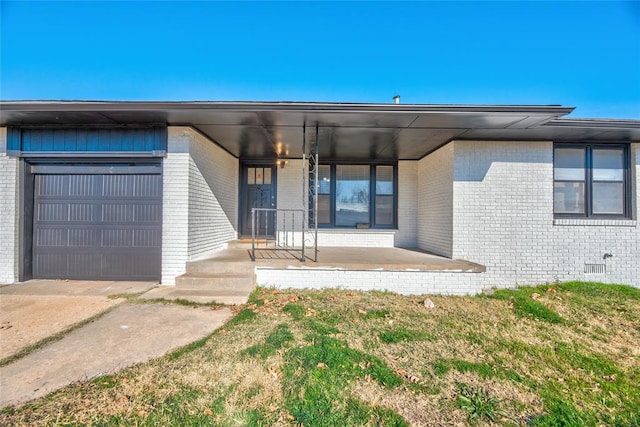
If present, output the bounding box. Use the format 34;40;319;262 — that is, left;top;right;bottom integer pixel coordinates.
225;308;256;327
362;309;391;319
243;323;294;359
490;288;563;323
455;382;506;423
379;327;434;343
282;302;306;320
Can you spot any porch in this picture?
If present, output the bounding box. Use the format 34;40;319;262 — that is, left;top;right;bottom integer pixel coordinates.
147;244;487;305
247;245;484;272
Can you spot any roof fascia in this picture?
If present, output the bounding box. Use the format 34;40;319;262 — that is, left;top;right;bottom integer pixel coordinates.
0;100;575;116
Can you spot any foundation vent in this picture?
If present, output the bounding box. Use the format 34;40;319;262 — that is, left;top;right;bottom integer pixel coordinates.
584;263;606;275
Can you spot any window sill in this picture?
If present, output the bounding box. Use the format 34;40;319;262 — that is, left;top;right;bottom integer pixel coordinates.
553;218;636;227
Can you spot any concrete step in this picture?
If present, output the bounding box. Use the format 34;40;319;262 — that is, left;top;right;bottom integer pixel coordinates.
140;286;251;305
175;274;255;291
185;259;254;275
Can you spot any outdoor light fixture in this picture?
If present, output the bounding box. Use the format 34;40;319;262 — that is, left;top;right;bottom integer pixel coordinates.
277;159;289;169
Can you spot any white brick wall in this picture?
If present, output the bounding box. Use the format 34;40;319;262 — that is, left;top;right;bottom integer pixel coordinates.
316;230;396;247
277;159;304;212
396;161;418;247
257;268;485;296
161;127;239;284
187;128;238;259
0;127;19;283
417;143;454;257
161;149;190;285
451;140;640;288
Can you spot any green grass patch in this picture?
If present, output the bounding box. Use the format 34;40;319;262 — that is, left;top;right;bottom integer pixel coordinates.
362;308;391;319
282;335;406;425
531;397;594;427
559;281;640;300
456;382;507;424
247;288;266;305
243;323;294;359
282;302;306;320
90;374;118;390
379;326;435;343
224;308;256;328
167;335;211;361
107;291;147;300
434;358;526;384
132;297;224;308
303;318;340;335
490;288;563;323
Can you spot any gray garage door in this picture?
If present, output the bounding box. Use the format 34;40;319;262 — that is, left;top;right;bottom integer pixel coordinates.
32;164;162;280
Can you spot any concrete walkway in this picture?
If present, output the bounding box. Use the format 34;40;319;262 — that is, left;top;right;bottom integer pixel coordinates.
0;281;233;408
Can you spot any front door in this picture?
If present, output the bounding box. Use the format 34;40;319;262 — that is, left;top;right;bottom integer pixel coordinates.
241;164;277;237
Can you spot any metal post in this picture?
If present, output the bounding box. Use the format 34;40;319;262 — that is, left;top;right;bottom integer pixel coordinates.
251;208;255;261
301;122;306;261
314;123;319;261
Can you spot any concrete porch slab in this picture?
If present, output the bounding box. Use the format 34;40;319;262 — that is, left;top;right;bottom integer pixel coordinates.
201;246;485;273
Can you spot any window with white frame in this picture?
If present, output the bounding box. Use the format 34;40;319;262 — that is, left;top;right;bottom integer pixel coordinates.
553;144;630;218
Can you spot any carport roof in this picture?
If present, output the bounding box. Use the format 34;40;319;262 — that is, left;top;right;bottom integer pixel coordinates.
1;101;639;160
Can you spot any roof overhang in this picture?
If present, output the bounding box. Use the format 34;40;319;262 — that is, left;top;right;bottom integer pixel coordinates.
2;101;638;160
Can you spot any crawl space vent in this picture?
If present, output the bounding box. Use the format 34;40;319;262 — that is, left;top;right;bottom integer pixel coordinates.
584;264;606;275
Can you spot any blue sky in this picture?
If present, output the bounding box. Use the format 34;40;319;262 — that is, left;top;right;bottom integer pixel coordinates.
1;1;639;118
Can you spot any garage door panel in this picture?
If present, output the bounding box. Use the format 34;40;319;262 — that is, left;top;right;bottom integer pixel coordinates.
102;229;134;247
69;175;96;196
33;253;69;278
133;175;163;197
103;175;136;197
102;252;161;278
133;203;162;222
33;170;162;280
35;228;68;247
133;229;162;247
36;203;69;221
103;204;135;222
67;228;100;246
69;203;98;221
69;254;102;277
37;175;67;196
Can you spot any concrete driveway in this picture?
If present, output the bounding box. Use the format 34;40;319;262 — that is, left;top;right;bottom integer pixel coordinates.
0;280;233;407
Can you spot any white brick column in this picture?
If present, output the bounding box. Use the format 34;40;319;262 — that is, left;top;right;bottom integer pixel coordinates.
161;127;240;284
0;127;19;283
396;161;418;247
417;143;454;257
161;130;190;284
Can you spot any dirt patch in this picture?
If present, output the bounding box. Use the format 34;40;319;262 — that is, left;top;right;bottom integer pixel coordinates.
0;295;122;359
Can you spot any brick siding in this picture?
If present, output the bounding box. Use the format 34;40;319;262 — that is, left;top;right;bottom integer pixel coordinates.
0;128;19;283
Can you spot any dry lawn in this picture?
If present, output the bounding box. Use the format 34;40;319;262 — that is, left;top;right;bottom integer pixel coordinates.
1;282;639;426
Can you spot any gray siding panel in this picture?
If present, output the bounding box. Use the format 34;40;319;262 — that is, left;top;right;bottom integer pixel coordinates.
32;170;162;280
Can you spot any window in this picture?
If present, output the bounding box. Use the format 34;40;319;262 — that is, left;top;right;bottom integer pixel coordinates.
311;163;396;228
554;144;629;218
336;165;370;226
